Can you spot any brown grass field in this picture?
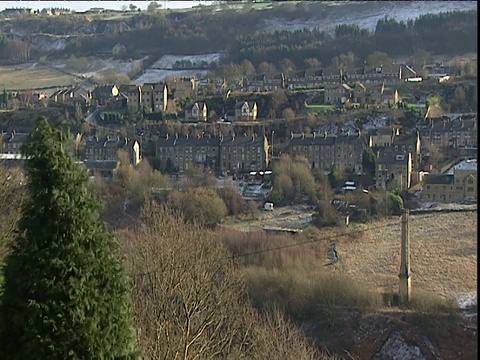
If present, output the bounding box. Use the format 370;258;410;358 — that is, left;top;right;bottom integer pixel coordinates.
0;64;75;90
319;211;477;302
225;210;477;304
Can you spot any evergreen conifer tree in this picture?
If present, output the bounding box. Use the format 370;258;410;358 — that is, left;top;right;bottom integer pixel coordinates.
362;147;377;179
0;117;137;359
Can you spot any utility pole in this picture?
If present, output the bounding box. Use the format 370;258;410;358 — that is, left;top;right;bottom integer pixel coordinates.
271;130;274;159
399;209;411;307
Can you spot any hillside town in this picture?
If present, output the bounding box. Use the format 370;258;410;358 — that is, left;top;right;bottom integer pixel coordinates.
0;2;477;360
1;58;477;206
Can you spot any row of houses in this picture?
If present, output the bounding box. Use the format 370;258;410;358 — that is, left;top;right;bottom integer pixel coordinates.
1;7;72;16
4;65;402;115
185;100;258;122
419;115;477;149
25;77;196;111
0;131;269;177
0;131;142;178
282;127;422;191
155;134;269;174
0;127;419;185
244;64;417;92
2;126;476;203
324;82;399;106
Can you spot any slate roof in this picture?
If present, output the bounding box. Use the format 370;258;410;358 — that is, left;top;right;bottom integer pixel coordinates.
287;136;336;147
84;138;133;149
367;126;395;136
377;149;410;165
428;118;477;132
221;135;265;146
424;174;455;185
393;132;418;145
83;160;119;170
157;136;221;147
234;100;256;109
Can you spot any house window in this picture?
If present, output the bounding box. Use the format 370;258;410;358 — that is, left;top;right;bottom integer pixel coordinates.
467;187;474;192
426;185;430;189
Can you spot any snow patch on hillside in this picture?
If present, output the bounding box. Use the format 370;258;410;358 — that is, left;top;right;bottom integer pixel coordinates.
80;58;135;78
151;53;222;69
373;332;425;360
262;1;476;34
457;292;477;310
132;69;209;85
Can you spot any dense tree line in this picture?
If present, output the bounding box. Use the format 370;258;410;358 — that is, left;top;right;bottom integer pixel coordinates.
226;10;477;69
0;35;32;63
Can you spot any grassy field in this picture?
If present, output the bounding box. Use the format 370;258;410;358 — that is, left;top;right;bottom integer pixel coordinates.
0;64;76;91
305;104;334;114
326;211;477;302
224;210;477;304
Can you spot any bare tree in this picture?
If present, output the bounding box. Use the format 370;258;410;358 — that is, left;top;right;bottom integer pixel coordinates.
258;61;277;76
120;202;256;359
304;57;321;70
119;202;327;359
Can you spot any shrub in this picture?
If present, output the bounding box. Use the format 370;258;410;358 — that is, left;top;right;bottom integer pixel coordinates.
313;200;339;227
406;290;461;343
216;186;247;216
168;187;228;228
245;267;382;329
388;192;404;215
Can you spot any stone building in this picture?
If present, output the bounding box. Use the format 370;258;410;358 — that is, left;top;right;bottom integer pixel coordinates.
285;132;364;173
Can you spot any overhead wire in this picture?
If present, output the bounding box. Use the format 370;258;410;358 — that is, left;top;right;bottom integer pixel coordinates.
118;207;465;278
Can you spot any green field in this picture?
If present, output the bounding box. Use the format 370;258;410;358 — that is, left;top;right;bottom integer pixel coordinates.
305;104;334;113
0;64;76;91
